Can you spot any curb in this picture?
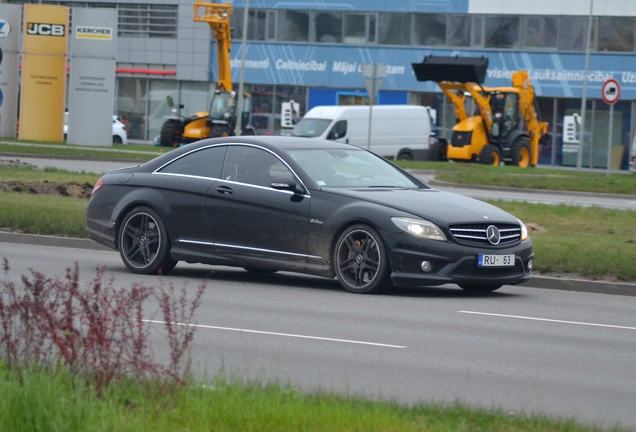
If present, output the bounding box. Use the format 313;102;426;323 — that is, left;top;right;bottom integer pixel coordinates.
1;232;634;297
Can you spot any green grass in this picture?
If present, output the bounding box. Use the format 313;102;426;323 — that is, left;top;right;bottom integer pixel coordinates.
0;366;622;432
0;140;167;162
0;165;101;184
395;161;636;195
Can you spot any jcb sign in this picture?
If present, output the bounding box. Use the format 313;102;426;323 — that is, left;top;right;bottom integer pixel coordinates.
26;22;65;37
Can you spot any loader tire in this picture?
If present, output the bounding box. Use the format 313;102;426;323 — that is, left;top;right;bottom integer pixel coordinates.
428;140;448;161
160;120;183;147
479;144;502;166
510;137;531;168
212;125;231;137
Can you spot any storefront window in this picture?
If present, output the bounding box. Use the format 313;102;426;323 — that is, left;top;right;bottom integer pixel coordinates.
148;80;178;141
523;16;557;49
278;10;309;42
598;17;635;52
413;14;447;46
377;12;411;45
485;15;520;49
180;81;210;115
448;15;471;47
311;11;343;43
117;78;147;141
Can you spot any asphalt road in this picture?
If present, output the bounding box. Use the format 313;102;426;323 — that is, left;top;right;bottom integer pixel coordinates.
1;242;635;430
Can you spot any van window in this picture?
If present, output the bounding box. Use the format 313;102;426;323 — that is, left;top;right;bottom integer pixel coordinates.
291;118;332;137
328;120;347;140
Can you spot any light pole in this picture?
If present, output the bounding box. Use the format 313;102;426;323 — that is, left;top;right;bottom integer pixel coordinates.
234;0;249;135
577;0;594;170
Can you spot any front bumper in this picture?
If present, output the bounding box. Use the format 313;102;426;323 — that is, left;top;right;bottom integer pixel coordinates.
382;230;534;288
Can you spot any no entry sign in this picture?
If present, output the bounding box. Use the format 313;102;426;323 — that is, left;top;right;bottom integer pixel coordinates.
602;78;620;105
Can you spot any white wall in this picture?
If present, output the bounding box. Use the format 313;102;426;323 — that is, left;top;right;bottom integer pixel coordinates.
468;0;636;16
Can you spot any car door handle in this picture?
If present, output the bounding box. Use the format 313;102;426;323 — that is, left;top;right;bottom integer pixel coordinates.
216;185;233;195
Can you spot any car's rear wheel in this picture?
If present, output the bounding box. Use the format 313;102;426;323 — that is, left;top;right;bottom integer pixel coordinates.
458;284;502;293
119;206;177;275
113;135;123;144
334;225;390;294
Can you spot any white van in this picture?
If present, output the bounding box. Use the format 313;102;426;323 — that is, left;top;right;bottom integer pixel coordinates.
291;105;433;160
630;133;636;174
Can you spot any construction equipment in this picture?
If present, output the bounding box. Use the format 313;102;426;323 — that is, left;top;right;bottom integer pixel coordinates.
159;0;254;147
412;55;549;167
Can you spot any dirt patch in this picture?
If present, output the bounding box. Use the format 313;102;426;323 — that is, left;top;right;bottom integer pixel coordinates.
0;180;93;199
526;222;548;233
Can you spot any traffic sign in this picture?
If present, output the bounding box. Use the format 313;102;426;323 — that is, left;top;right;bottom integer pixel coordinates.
601;78;620;105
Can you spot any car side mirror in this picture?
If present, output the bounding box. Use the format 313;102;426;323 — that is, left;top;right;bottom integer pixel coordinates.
271;176;303;194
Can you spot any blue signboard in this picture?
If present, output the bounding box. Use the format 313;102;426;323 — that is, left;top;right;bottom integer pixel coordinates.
215;42;636;100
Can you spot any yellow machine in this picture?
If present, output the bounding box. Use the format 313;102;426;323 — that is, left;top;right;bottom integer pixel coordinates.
159;0;254;147
412;56;549;167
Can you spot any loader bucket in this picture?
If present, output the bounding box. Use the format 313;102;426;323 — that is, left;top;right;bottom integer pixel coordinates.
412;55;489;84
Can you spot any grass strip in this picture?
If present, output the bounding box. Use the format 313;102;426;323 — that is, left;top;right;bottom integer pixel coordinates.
0;142;166;162
0;165;101;184
0;366;622;432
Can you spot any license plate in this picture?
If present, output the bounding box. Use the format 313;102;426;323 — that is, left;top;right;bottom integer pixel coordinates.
478;254;515;267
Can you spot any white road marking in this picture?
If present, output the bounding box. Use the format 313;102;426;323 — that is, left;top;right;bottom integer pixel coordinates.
459;311;636;331
143;319;407;348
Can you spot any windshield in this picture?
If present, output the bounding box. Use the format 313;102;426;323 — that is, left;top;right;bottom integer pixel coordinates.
286;148;421;188
291;118;332;137
209;92;236;119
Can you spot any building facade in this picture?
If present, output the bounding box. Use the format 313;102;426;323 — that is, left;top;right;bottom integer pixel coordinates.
7;0;636;169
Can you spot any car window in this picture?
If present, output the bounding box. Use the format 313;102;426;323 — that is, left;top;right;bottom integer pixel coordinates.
222;146;293;187
287;148;420;188
328;120;347;140
159;146;227;178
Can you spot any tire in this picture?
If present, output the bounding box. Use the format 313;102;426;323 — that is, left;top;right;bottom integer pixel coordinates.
113;135;123;144
212;125;231;137
160;120;183;147
398;152;412;161
510;137;531;168
118;206;177;275
479;144;502;166
458;284;502;293
333;225;391;294
428;140;448;161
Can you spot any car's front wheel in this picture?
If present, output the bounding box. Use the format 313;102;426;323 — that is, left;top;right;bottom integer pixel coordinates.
119;206;177;275
333;225;391;294
458;284;502;293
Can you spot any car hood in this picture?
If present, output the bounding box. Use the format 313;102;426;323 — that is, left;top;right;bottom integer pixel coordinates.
326;187;519;226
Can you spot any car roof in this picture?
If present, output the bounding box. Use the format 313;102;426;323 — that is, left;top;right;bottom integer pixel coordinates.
189;135;357;152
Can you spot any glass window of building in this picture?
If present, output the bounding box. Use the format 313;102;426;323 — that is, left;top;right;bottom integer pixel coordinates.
148;80;178;141
231;8;244;40
344;12;366;44
180;82;210;115
278;10;310;42
558;16;595;51
118;4;178;38
598;17;635;52
267;11;277;40
311;11;343;43
472;15;484;47
377;12;411;45
485;15;520;48
117;78;147;141
413;14;447;46
448;15;471;47
523;16;558;49
249;10;268;41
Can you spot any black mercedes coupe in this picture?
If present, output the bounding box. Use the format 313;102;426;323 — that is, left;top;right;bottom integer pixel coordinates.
86;136;534;294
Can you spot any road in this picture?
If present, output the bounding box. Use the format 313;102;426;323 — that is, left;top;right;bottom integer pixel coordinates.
1;242;635;429
4;155;635;211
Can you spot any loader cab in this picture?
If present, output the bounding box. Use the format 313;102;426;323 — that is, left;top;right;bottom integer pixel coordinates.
490;91;520;140
208;90;253;136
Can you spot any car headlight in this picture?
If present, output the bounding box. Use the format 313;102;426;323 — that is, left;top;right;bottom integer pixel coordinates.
518;218;528;241
391;217;447;241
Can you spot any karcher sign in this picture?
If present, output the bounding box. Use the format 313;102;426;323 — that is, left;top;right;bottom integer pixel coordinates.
76;26;112;40
26;22;65;37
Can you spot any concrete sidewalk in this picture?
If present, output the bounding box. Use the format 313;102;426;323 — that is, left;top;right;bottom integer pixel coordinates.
1;231;634;297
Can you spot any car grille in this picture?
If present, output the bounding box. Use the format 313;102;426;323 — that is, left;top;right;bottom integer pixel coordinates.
449;223;521;246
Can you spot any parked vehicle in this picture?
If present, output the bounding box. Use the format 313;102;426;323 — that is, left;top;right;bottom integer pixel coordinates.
291;105;433;160
630;133;636;174
86;136;534;294
64;113;128;144
412;55;549;167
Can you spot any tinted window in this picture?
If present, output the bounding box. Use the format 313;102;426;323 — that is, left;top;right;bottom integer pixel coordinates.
485;15;520;48
413;14;447;46
558;16;594;51
523;16;557;49
328;120;347;140
222;146;292;187
278;10;309;42
159;146;227;178
448;15;471;47
378;12;411;45
598;17;635;52
312;11;343;43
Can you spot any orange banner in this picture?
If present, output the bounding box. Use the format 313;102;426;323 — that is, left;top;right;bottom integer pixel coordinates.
19;4;69;142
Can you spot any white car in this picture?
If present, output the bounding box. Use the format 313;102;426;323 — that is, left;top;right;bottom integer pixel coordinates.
64;114;128;144
631;134;636;174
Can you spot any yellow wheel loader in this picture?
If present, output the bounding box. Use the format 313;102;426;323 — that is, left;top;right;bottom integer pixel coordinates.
412;55;549;167
159;0;254;147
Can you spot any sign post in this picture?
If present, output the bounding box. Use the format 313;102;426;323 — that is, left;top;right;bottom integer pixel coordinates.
601;78;620;176
361;64;386;150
